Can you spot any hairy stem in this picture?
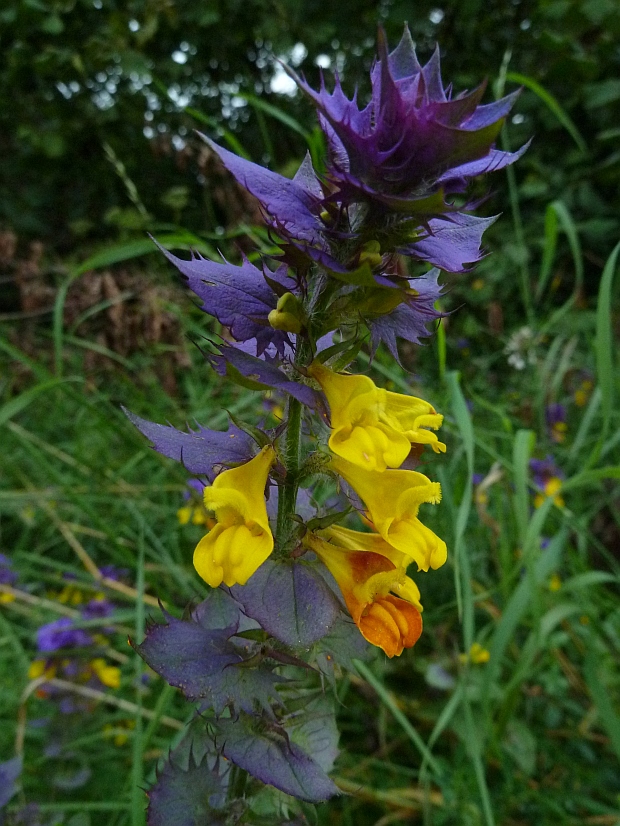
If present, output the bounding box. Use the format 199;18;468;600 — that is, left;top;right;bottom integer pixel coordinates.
275;337;312;552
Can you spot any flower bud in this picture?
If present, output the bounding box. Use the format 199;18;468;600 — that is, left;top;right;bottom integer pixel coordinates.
268;292;304;334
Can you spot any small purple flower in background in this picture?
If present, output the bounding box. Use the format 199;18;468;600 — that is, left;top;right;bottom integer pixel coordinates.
81;597;115;621
546;403;567;443
99;565;130;582
36;618;92;653
0;553;18;604
472;472;485;486
457;337;470;356
0;553;18;586
529;455;565;508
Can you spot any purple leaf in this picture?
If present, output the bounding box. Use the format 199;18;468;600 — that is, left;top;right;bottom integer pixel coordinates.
437;142;529;185
124;408;255;481
147;730;229;826
214;714;340;803
200;135;324;246
288;26;523;209
399;213;496;272
156;243;291;355
207;345;326;413
368;269;443;360
133;593;282;716
231;560;340;648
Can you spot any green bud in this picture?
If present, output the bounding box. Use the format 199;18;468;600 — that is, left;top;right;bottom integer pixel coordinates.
268;292;305;333
358;240;383;269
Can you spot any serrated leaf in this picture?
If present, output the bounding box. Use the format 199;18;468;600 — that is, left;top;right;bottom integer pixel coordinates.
133;594;282;716
147;732;229;826
226;410;272;448
213;714;339;803
207;345;325;412
313;613;371;675
283;695;339;773
124;409;255;480
231;560;340;648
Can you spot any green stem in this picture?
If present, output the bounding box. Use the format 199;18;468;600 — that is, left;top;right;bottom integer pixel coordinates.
275;338;312;552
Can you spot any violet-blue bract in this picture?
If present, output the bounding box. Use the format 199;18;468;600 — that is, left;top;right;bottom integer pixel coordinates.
289;26;524;208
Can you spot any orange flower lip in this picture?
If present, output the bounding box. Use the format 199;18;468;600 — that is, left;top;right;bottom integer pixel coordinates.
304;533;423;658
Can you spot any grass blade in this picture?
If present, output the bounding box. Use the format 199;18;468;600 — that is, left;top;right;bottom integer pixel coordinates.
446;371;475;636
589;240;620;465
354;660;442;779
505;71;587;152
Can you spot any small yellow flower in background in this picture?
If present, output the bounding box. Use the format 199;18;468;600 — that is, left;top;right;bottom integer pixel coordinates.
309;363;445;472
90;658;121;689
0;592;15;604
28;659;57;680
331;456;447;572
574;379;594;407
304;533;422;658
534;477;564;509
193;446;276;588
472;278;485;291
460;642;490;665
177;506;193;525
57;585;84;606
177;505;210;526
549;573;562;592
103;719;135;746
550;421;568;444
579;615;590;626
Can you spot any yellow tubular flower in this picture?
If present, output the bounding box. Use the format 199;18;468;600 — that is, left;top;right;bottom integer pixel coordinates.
305;534;422;658
332;456;447;572
319;524;410;569
193;446;276;588
308;363;445;472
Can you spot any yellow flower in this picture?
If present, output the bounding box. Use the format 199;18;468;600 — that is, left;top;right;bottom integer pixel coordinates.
177;505;209;526
304;533;422;658
193;446;276;588
0;592;15;604
319;524;410;569
308;363;445;472
534;476;564;509
103;719;135;746
28;659;56;680
91;658;121;689
331;456;447;572
574;379;593;407
460;642;490;664
549;573;562;592
552;422;568;443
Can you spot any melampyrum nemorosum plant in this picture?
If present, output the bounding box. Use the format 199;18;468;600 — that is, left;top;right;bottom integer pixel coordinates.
124;27;525;824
